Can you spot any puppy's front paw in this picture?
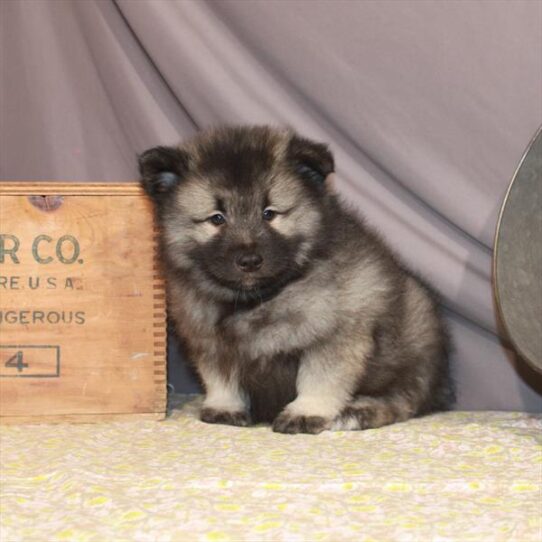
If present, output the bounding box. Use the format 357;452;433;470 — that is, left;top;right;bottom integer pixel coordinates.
200;407;250;427
272;412;330;435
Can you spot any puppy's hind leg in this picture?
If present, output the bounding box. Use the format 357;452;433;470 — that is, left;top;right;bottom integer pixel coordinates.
331;368;438;431
332;359;452;430
331;395;416;431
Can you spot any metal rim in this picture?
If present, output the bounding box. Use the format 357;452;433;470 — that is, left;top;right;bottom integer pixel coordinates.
493;125;542;371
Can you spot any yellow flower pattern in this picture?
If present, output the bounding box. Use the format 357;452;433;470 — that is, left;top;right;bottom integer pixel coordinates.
0;396;540;541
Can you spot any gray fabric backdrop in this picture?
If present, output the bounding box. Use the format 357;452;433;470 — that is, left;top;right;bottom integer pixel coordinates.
1;0;541;411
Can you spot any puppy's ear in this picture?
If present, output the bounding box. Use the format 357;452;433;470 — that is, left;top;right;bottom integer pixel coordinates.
287;135;334;187
138;146;189;200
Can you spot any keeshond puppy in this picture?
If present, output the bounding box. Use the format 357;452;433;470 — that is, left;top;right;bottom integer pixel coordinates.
139;125;454;434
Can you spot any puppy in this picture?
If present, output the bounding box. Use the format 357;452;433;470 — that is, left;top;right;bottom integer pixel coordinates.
139;125;454;434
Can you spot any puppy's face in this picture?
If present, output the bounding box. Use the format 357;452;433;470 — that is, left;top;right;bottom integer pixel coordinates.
139;126;334;300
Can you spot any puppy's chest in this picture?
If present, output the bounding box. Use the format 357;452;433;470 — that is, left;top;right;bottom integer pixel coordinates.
218;301;299;359
221;306;280;347
222;305;301;423
180;291;299;360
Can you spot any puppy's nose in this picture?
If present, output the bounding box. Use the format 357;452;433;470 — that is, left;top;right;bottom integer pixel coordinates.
236;253;263;272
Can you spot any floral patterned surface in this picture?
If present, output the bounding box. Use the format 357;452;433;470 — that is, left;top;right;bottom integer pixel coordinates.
1;395;541;542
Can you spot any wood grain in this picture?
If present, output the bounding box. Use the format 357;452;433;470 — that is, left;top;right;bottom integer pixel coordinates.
0;183;167;423
0;182;143;195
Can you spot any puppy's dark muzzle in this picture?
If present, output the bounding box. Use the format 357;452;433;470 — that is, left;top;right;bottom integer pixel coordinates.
235;253;263;273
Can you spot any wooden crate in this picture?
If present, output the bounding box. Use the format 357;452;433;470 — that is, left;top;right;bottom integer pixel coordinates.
0;182;167;423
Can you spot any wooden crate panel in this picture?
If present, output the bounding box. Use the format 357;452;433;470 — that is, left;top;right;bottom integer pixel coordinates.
0;183;166;423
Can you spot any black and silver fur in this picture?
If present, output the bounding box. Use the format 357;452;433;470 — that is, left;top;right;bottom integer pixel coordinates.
139;125;454;434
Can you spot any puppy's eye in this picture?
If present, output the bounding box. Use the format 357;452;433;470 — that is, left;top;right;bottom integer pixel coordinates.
208;213;226;226
262;209;277;221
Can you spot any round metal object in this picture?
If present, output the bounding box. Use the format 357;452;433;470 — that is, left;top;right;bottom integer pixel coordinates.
494;126;542;371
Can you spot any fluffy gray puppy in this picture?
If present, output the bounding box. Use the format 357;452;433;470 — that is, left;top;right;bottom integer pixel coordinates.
139;125;454;434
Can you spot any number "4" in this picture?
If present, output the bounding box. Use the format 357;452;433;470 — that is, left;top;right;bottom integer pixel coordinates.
5;351;29;373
